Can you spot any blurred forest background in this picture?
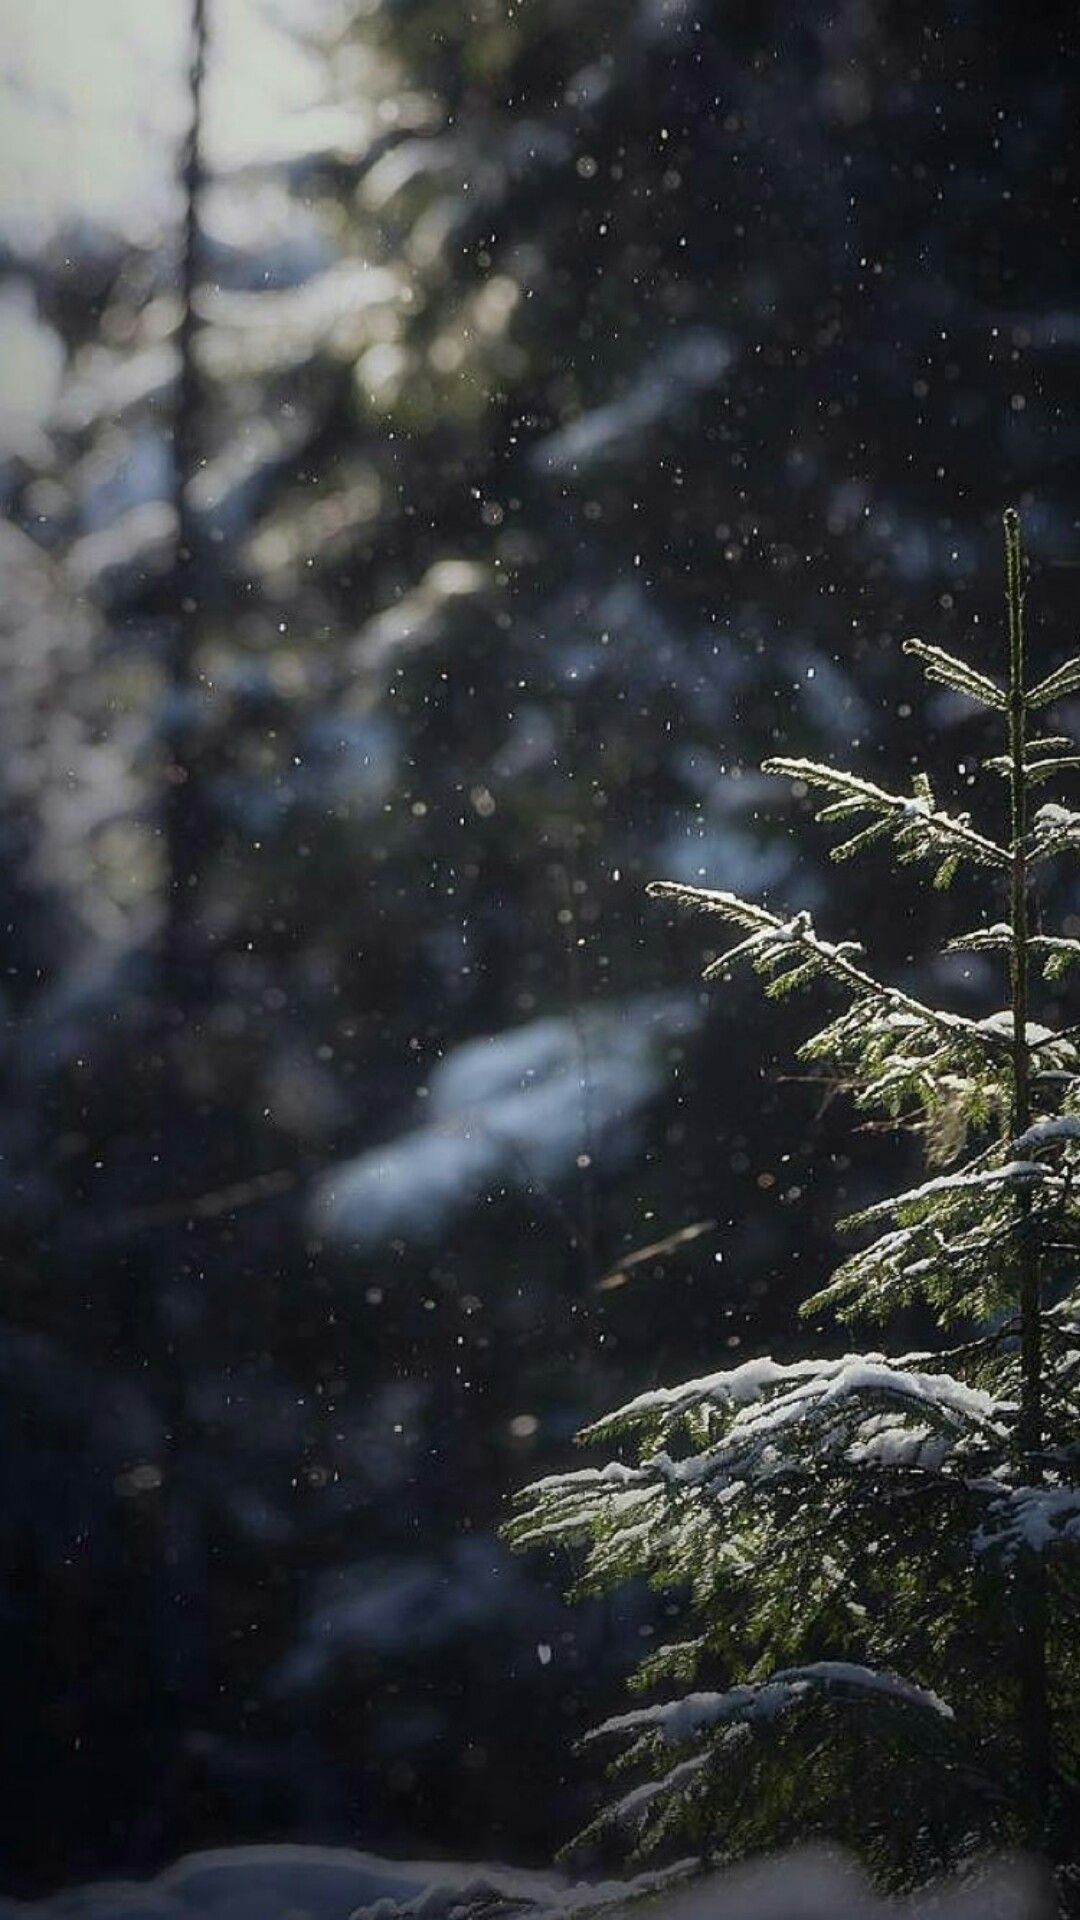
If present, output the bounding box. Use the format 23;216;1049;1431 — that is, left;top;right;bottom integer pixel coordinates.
0;0;1077;1896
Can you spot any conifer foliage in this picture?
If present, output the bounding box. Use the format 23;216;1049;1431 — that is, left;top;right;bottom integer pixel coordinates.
507;513;1080;1893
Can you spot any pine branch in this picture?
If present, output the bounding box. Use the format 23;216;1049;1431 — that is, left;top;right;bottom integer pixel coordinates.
842;1161;1055;1228
808;1210;1022;1324
589;1664;955;1750
761;758;1009;879
902;637;1006;711
984;751;1080;787
1029;802;1080;862
1029;935;1080;981
973;1484;1080;1560
1027;657;1080;709
945;922;1013;956
645;883;1008;1054
513;1357;1004;1534
947;926;1080;981
811;1144;1080;1324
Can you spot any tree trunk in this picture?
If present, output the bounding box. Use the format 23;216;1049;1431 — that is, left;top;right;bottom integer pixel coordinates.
164;0;210;974
1004;505;1052;1845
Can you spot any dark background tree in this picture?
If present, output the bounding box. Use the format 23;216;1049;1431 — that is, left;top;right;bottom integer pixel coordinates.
0;0;1077;1895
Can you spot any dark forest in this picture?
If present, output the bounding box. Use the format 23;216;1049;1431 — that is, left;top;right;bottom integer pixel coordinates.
0;3;1077;1915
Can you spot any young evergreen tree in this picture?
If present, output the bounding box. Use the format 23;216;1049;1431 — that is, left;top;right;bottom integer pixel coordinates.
507;511;1080;1898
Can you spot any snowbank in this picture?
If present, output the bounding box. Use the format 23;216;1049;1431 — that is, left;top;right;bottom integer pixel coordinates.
0;1844;1045;1919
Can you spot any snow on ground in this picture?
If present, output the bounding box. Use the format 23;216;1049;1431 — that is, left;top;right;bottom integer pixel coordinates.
0;1844;1045;1919
0;1847;552;1920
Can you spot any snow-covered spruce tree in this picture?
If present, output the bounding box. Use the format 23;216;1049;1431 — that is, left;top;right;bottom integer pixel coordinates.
507;511;1080;1891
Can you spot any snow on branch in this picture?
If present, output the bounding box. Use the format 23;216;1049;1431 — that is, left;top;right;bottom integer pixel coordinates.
1011;1115;1080;1155
589;1662;954;1751
712;1357;1002;1457
1028;934;1080;981
645;884;1005;1064
984;747;1080;788
580;1355;845;1446
1029;802;1080;863
946;923;1080;982
945;923;1012;956
902;638;1006;712
842;1160;1053;1230
973;1483;1080;1559
810;1151;1072;1324
577;1664;959;1853
578;1353;999;1456
1027;656;1080;709
509;1357;1002;1569
761;758;1008;882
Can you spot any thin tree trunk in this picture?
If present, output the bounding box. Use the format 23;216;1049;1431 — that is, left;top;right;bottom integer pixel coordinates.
1004;504;1051;1845
155;0;215;1786
164;0;209;969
